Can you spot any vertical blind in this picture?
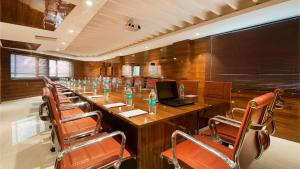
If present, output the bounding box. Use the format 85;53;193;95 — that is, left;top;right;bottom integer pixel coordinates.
10;54;73;79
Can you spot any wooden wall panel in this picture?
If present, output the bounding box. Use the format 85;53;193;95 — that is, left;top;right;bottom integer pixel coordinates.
83;61;103;78
0;48;44;101
73;60;85;79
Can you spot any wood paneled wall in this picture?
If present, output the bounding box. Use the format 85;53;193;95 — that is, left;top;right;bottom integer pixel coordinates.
0;48;85;101
102;18;299;142
0;48;44;101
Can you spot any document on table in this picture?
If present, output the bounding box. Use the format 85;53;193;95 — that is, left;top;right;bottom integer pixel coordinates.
119;109;148;118
103;102;126;109
87;95;103;99
82;92;93;94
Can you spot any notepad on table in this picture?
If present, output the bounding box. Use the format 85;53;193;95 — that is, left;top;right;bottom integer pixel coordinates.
87;95;103;99
119;109;148;118
104;102;126;109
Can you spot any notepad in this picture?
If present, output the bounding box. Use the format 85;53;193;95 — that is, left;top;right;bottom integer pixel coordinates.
104;102;126;109
82;92;93;94
119;109;148;118
184;95;198;98
87;95;103;99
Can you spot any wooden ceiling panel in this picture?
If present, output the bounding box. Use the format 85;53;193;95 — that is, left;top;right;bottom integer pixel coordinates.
0;39;41;50
65;0;274;57
0;0;75;31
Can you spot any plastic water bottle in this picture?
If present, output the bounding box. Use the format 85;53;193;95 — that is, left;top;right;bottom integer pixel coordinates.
92;82;97;95
82;80;87;92
148;89;157;115
179;82;185;99
103;79;110;98
125;85;133;106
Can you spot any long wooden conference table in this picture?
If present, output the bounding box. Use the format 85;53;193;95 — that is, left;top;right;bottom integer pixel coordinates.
62;84;230;169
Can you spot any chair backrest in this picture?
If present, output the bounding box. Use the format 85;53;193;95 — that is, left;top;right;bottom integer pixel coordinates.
204;81;232;101
233;92;275;169
125;77;133;86
45;87;65;148
178;80;199;95
146;78;158;89
134;77;144;87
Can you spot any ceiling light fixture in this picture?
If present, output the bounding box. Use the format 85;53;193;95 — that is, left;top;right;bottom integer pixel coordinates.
195;33;200;36
145;46;148;49
61;42;66;45
68;29;74;33
86;0;93;6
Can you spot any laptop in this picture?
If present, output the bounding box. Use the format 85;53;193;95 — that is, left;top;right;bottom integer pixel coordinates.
156;81;194;107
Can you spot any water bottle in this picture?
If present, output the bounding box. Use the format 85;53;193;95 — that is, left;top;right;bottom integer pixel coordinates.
125;85;133;106
179;82;185;99
92;82;97;95
103;79;110;98
82;80;87;92
148;89;157;115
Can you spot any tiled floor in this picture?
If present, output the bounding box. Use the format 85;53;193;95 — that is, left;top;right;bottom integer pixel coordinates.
0;96;299;169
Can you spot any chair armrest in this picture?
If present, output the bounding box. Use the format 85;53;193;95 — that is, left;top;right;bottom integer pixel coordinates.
59;92;73;95
232;107;246;115
56;131;126;168
61;110;102;133
214;115;241;125
67;96;80;100
60;110;101;123
171;130;236;169
60;101;90;111
249;123;266;131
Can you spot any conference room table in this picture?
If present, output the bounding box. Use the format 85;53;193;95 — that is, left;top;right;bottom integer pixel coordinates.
61;84;230;169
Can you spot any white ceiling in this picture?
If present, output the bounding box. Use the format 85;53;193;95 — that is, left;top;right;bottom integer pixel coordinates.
0;0;299;61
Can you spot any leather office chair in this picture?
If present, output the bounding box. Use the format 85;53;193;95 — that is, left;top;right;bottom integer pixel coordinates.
134;77;144;87
146;78;158;89
45;88;133;169
202;88;284;146
161;92;275;169
178;80;199;96
204;81;232;118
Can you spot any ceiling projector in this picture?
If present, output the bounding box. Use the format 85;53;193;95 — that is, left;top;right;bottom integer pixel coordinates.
125;19;141;32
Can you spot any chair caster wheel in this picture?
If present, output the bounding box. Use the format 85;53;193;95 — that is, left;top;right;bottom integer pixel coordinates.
49;125;52;129
50;147;55;152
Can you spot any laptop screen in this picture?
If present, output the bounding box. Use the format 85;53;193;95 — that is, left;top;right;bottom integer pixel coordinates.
156;81;179;100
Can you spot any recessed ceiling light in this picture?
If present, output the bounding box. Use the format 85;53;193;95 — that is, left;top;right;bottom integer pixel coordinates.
68;29;74;33
86;0;93;6
145;46;148;49
195;33;200;36
61;42;66;45
173;57;177;60
56;48;60;51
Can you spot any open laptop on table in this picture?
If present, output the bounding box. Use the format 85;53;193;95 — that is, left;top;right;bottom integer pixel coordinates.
156;81;194;107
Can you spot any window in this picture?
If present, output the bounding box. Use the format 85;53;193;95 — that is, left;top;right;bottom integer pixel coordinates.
149;63;161;77
10;53;73;79
11;54;36;79
122;65;132;77
133;66;140;77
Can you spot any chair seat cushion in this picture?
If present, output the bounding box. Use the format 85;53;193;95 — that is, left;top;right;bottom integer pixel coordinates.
60;133;132;169
62;117;97;139
61;108;84;119
202;123;239;144
161;135;234;169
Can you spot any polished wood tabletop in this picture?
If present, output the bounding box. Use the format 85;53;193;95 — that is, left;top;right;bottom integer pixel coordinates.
68;85;227;128
61;83;230;169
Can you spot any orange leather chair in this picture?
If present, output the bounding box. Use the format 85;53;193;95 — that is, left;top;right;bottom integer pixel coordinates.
204;81;232;118
202;88;284;146
178;80;199;96
134;77;144;87
146;78;158;89
45;88;133;169
161;92;275;169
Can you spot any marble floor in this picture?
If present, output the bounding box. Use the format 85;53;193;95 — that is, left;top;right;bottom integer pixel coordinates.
0;96;299;169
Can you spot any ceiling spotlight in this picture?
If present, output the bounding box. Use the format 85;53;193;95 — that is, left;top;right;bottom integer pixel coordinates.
145;46;148;49
173;57;177;60
195;33;200;36
85;0;93;6
55;48;60;51
61;42;66;45
68;29;74;33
